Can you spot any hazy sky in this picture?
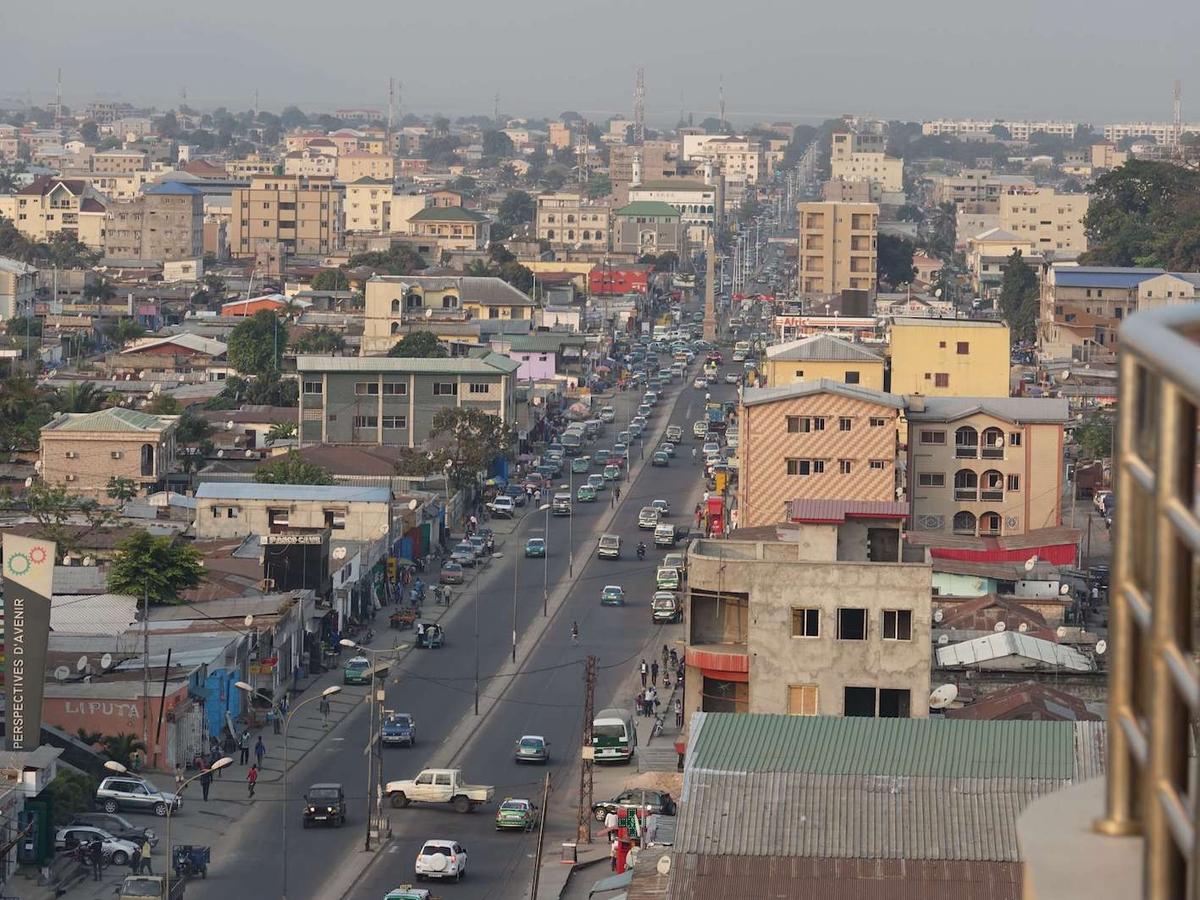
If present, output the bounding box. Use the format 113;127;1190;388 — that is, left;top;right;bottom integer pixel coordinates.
3;0;1198;126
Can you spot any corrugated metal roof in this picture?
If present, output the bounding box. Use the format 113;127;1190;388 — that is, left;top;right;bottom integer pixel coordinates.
367;274;533;306
1052;267;1161;289
786;499;910;523
194;483;390;502
50;594;139;636
296;354;517;374
42;408;173;433
905;396;1069;424
936;632;1094;672
686;713;1077;779
665;855;1021;900
122;333;227;357
766;334;883;363
741;379;905;409
676;771;1059;861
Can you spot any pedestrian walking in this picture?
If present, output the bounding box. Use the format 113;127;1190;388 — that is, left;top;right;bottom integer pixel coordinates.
675;697;684;729
636;689;645;717
238;729;250;765
246;764;259;799
89;838;104;881
269;707;281;735
661;645;670;670
647;686;658;715
254;736;266;767
200;767;212;802
614;485;621;503
570;621;579;646
139;839;153;874
319;694;331;728
604;809;619;836
639;659;648;688
211;748;224;778
650;661;659;687
279;693;289;718
129;845;141;876
610;836;619;871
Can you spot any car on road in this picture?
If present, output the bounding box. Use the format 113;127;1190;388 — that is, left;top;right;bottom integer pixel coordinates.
439;561;464;585
617;430;631;444
451;542;476;567
693;420;709;438
651;499;671;518
343;656;372;685
724;372;740;384
629;421;645;438
726;433;740;451
651;451;669;467
95;776;181;817
576;484;597;503
597;533;622;559
487;496;515;519
600;585;626;606
54;826;139;865
656;566;681;590
415;623;444;649
571;456;590;474
468;534;488;557
587;473;607;492
594;448;611;466
592;789;677;822
599;406;616;423
638;506;661;530
494;798;540;832
414;839;468;882
665;425;683;443
692;376;707;389
552;491;572;515
603;464;621;480
513;735;550;764
652;591;682;623
612;442;628;458
67;813;157;849
524;537;546;558
662;552;686;576
658;442;675;458
385;886;432;900
303;783;347;828
503;484;527;506
382;713;416;747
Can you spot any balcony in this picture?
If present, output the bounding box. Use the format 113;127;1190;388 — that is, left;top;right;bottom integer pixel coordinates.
954;489;977;501
981;446;1005;459
955;444;978;459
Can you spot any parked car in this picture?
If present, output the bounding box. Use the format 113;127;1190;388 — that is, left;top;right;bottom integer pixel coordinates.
439;561;464;585
451;543;477;567
513;735;550;765
414;839;468;882
95;776;181;817
54;826;139;865
591;789;677;821
381;713;416;747
503;484;527;506
494;798;540;832
302;783;347;828
67;813;157;849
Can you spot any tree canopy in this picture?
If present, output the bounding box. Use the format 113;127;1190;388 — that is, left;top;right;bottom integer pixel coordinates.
227;310;283;376
482;130;515;160
255;450;334;485
292;326;347;354
388;330;448;358
347;246;427;276
429;407;512;490
876;234;917;287
498;191;535;227
998;250;1040;345
1074;411;1113;460
106;532;204;605
310;268;350;291
1081;161;1200;270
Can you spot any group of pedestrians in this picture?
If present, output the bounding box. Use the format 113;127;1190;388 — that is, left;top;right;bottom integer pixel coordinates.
637;650;685;726
232;728;268;798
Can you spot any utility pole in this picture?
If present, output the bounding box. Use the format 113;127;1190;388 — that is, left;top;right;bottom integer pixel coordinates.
493;92;500;124
529;771;552;900
142;583;151;766
577;655;596;844
633;67;645;145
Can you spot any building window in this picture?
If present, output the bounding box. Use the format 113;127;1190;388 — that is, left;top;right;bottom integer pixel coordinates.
934;373;950;388
791;607;820;638
954;426;979;457
844;371;860;384
353;415;378;428
786;416;825;433
869;417;886;427
869;459;887;470
354;381;380;395
226;507;239;518
303;380;322;394
1009;432;1022;446
795;370;804;378
838;417;852;431
382;415;407;429
268;508;289;528
953;510;977;535
956;341;969;354
920;430;946;445
786;458;810;476
837;608;867;640
323;509;347;530
433;382;458;396
980;511;1002;536
468;383;490;394
839;459;852;474
882;609;912;641
382;382;407;396
1007;474;1021;491
918;472;945;487
787;684;819;716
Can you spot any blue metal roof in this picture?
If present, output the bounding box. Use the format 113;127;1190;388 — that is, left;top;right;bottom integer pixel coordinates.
194;483;390;503
1053;267;1162;289
145;181;202;196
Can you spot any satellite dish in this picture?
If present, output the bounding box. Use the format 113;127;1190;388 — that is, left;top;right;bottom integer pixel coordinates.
1056;626;1067;638
332;546;347;560
656;855;672;876
24;477;32;488
217;449;225;458
83;556;94;567
408;498;419;511
1060;583;1071;595
1024;556;1038;572
378;523;389;534
54;666;70;682
1095;639;1107;656
937;634;949;645
929;683;959;709
933;609;944;623
244;614;254;628
1018;622;1028;633
76;655;89;672
994;436;1005;447
994;621;1007;632
245;449;254;458
100;653;113;670
425;308;434;318
225;421;234;430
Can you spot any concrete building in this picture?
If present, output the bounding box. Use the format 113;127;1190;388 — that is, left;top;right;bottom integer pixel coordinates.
931;170;1034;209
297;352;519;447
335;152;394;184
889;318;1011;397
405;206;490;254
907;396;1068;538
0;176;109;249
282;148;338;178
762;334;885;390
0;256;38;320
683;522;931;720
822;177;874;203
103;182;204;262
193;483;391;543
627;180;720;243
230;174;342;258
955;207;1000;250
344;178;403;233
610;201;682;256
999;187;1089;259
1102;120;1200;146
797;201;878;296
90;149;148;175
534;192;610;253
830;131;903;194
737;381;905;528
547;122;573;150
39;408;178;502
966;228;1036;295
921;119;1079;141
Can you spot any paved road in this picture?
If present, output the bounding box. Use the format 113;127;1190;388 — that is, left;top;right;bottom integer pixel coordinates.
187;321;736;900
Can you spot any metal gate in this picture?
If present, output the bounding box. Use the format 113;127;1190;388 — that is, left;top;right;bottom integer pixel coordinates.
169;699;209;770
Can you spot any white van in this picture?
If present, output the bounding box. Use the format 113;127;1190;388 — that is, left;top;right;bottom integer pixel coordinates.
592;708;637;764
597;533;622;559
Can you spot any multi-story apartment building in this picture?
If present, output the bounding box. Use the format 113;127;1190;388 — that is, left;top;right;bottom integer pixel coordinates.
830;131;903;194
405;206;490;254
360;274;533;354
1090;142;1129;171
193;483;391;543
230;174;342;258
889;318;1011;397
90;149;148;175
296;353;519;447
343;178;408;233
931;170;1035;208
797;201;878;296
0;124;21;161
921;119;1079;141
282;148;338;178
608;141;675;203
0;177;109;249
683;136;765;210
335;152;394;184
906;396;1068;538
611;201;682;256
822;178;874;203
682;520;931;721
0;257;38;320
966;227;1036;295
999;187;1089;258
1102;120;1200;146
737;381;904;528
534;192;610;253
762;334;885;390
39;408;178;502
103;182;203;262
225;154;277;178
627;180;721;243
547;122;573;150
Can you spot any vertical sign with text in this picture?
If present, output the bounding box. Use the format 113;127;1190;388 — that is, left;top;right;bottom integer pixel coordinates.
2;534;55;750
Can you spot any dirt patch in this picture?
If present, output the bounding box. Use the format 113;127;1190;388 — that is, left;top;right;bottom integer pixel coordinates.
615;771;683;794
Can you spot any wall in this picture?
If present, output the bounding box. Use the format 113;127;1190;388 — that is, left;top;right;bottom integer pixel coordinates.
194;497;390;543
40;429;174;502
889;322;1011;397
763;357;885;390
43;682;192;770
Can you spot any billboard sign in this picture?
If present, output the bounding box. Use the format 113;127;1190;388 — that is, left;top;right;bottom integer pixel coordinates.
3;534;56;751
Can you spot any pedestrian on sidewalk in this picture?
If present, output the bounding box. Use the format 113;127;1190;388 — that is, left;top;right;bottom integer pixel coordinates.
651;661;659;687
639;659;648;688
246;764;259;799
661;645;670;671
610;836;619;871
238;729;250;765
614;485;621;503
88;838;103;881
604;809;619;837
174;763;184;791
636;689;645;717
210;748;224;778
254;736;266;768
139;839;153;874
269;707;280;735
200;767;212;802
319;694;331;728
675;697;684;729
647;686;658;715
128;845;141;877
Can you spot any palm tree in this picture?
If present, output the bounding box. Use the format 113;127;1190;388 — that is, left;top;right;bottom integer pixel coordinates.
101;733;147;769
55;381;106;413
464;260;493;278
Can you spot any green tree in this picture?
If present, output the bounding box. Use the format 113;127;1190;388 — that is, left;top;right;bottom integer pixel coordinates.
310;268;350;291
876;234;917;287
0;376;54;449
498;260;534;293
107;531;204;605
44;770;99;826
498;190;535;227
205;375;297;409
145;394;182;415
266;421;298;444
1075;411;1114;459
101;733;147;769
6;315;42;338
105;318;146;348
585;173;612;200
482;130;514;160
998;250;1040;345
8;482;112;557
429;407;512;490
176;408;213;445
449;175;477;196
227;310;282;376
255;450;334;485
651;251;679;272
1081;161;1200;269
203;273;228;295
83;278;116;303
292;326;347;354
393;448;439;477
348;246;427;276
388;330;448;358
54;381;106;413
80;121;99;144
105;476;138;503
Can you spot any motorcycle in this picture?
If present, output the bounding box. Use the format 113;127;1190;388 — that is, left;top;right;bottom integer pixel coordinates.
637;543;646;561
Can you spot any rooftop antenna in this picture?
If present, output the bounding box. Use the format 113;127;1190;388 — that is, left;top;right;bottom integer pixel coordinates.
254;89;260;119
54;67;62;123
1173;79;1183;155
718;75;726;131
576;119;588;184
493;92;500;125
633;66;646;145
387;76;395;137
181;85;188;107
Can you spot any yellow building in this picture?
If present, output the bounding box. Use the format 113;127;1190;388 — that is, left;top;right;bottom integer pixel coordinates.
336;153;395;184
226;154;277;178
344;178;396;233
966;227;1036;294
406;206;490;254
999;187;1089;259
229;174;342;257
0;176;108;249
889;318;1010;397
797;201;877;296
548;122;573;150
763;334;885;390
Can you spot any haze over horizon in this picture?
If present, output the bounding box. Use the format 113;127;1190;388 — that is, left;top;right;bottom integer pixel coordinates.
2;0;1198;124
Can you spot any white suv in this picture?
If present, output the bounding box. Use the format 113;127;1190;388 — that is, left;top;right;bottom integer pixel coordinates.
487;496;515;519
415;839;468;881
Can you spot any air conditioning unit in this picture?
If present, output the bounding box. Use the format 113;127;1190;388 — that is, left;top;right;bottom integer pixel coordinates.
65;451;78;459
65;473;77;481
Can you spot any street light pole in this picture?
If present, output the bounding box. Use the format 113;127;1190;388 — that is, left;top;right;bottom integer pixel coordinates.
511;527;519;664
542;497;550;616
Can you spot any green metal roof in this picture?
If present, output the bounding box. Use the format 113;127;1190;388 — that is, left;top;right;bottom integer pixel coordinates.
614;201;681;219
507;334;586;353
408;206;489;223
688;714;1077;779
43;408;172;433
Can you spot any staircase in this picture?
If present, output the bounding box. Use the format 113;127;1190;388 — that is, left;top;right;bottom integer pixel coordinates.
637;743;680;773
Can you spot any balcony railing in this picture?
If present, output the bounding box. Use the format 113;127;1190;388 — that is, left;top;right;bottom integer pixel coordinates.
980;488;1003;502
955;445;978;458
981;447;1004;459
954;488;977;501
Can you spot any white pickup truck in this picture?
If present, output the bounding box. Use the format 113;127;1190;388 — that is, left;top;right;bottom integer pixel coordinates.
385;768;494;813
